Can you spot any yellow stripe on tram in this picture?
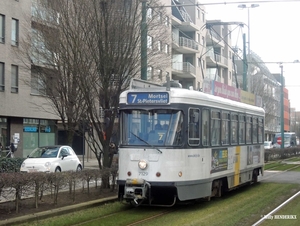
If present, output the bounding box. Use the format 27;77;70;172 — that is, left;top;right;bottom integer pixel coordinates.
234;146;241;186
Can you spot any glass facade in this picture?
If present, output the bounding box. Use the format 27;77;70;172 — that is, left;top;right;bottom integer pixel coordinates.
23;118;56;157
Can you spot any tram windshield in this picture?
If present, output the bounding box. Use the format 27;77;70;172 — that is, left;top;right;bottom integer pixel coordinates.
120;109;183;146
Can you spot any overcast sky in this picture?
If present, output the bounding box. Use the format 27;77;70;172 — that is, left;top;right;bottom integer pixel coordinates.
202;0;300;110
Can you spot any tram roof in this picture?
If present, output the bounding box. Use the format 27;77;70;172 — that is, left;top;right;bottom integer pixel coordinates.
120;86;265;116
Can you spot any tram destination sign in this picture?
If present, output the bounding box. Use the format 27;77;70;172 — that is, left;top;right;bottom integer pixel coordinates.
127;92;169;104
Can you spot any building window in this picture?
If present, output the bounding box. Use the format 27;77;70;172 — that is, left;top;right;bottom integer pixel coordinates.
147;66;153;80
157;12;162;23
147;8;152;20
11;65;18;93
0;14;5;43
157;69;162;80
11;18;19;46
31;72;45;95
165;16;169;26
164;44;169;54
157;40;161;51
0;62;4;91
147;35;152;49
202;12;205;22
197;33;200;43
197;9;200;19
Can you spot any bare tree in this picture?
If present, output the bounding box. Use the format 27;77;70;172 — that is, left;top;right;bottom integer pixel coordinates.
249;59;280;131
76;0;171;187
19;0;91;145
19;0;171;185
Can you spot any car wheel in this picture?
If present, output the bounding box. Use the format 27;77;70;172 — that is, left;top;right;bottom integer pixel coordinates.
76;165;82;172
55;167;61;172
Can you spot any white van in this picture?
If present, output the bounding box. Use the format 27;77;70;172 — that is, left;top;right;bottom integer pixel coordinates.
272;132;297;148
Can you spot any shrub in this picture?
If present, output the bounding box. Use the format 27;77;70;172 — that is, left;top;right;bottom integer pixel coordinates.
0;157;25;173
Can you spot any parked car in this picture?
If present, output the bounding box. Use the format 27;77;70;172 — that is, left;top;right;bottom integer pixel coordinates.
20;145;82;173
264;141;273;149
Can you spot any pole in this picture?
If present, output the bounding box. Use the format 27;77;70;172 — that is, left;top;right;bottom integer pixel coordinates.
141;0;148;80
247;8;250;56
243;33;247;91
280;64;284;149
247;8;251;92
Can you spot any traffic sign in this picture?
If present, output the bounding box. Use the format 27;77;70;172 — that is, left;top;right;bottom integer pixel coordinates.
277;137;282;145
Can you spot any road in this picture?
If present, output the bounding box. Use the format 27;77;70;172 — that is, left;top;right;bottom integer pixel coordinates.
259;170;300;184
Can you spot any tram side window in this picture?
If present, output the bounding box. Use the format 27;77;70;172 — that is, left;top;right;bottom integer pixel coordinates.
246;116;252;144
211;110;220;146
239;115;245;144
252;117;258;144
221;112;230;145
231;114;238;144
188;108;200;146
202;109;210;146
258;117;264;143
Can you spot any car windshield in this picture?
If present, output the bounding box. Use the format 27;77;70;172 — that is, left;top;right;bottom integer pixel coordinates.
120;109;183;146
28;147;59;158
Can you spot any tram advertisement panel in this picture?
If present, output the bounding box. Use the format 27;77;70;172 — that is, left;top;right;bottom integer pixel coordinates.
247;145;261;165
211;149;228;173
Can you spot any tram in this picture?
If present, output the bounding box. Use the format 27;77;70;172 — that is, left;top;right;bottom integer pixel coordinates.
117;78;265;206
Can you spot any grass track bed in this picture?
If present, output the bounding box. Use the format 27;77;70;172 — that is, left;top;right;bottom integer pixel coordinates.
15;183;300;226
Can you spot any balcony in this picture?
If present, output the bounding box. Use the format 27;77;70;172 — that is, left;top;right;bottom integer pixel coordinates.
206;30;224;47
172;62;196;79
172;33;199;54
171;14;199;32
206;51;229;68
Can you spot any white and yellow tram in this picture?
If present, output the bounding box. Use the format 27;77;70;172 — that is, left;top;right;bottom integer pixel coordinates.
117;79;265;206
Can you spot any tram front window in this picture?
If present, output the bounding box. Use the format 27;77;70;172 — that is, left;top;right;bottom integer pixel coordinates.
120;109;183;146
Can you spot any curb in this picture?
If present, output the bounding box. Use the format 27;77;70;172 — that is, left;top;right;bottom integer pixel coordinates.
0;196;118;226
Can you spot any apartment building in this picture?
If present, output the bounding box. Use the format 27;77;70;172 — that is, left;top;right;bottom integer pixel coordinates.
170;0;234;90
0;0;59;157
2;0;286;158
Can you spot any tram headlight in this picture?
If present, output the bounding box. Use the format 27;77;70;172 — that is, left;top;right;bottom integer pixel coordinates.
138;160;148;170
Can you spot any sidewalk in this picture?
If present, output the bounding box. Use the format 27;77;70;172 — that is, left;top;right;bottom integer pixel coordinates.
78;156;99;169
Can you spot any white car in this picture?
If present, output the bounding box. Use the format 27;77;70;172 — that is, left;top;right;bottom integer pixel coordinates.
20;145;82;173
264;141;273;149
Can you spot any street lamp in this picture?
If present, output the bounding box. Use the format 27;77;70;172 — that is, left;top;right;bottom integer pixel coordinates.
238;4;259;56
238;4;259;92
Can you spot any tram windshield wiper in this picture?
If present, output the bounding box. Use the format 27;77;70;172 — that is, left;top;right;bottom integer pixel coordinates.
130;131;162;153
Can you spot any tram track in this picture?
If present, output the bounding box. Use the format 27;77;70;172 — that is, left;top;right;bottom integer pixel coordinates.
252;162;300;225
126;209;176;226
69;204;178;226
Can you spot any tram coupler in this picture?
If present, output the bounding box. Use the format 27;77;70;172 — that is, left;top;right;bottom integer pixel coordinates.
123;178;151;202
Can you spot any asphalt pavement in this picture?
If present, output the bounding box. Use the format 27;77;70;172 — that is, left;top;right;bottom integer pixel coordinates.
260;170;300;184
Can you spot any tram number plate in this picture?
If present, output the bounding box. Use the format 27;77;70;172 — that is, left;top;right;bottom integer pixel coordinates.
139;172;148;176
